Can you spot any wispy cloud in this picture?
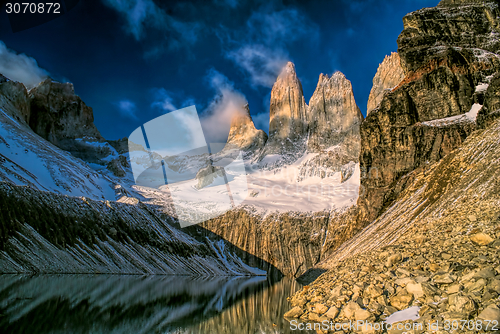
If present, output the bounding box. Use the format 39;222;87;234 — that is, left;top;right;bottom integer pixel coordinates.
102;0;202;53
151;88;177;112
0;41;49;89
201;68;248;143
151;88;196;113
220;4;319;88
116;99;138;119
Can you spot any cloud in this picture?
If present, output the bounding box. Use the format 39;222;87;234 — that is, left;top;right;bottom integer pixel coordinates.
227;45;288;88
102;0;201;52
220;5;319;88
151;88;178;112
201;68;248;143
151;88;197;113
0;41;49;89
116;99;138;119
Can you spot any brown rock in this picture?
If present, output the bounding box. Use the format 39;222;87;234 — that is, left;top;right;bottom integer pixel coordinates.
470;233;495;246
284;306;304;319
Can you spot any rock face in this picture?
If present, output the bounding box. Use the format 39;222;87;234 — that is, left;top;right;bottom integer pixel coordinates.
357;0;500;224
260;62;308;158
225;104;267;152
307;72;363;156
286;118;500;326
478;73;500;128
201;210;331;277
26;78;125;174
29;78;103;144
0;74;30;124
366;52;405;114
195;163;225;189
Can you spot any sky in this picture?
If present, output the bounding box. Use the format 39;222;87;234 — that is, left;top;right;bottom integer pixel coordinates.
0;0;440;142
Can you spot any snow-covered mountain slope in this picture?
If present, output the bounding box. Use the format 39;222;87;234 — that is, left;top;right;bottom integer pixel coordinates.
0;108;117;201
130;149;360;221
0;182;265;275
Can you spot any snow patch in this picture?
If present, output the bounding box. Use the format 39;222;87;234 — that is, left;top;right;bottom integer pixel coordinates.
385;306;420;324
422;104;482;127
475;83;489;93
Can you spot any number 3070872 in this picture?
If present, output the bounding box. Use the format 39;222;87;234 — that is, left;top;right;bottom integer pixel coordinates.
5;3;61;14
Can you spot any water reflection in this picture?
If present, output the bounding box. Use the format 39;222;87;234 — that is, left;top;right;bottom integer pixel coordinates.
0;275;314;333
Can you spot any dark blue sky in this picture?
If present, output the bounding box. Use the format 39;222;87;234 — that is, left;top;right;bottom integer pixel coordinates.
0;0;440;141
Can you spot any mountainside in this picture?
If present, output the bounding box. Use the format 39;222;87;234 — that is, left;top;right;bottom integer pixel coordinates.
285;118;500;327
0;75;267;276
0;182;264;275
357;0;500;226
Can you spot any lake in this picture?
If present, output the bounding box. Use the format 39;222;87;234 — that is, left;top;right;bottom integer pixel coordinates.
0;274;315;333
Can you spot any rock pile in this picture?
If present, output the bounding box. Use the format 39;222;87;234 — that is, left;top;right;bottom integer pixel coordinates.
286;205;500;332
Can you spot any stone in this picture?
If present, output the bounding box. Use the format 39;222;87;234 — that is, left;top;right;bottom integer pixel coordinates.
468;215;477;222
354;309;375;322
390;290;414;310
474;267;496;279
406;282;424;299
364;284;383;298
489;279;500;293
447;284;462;294
386;253;403;267
433;274;455;284
448;294;476;316
323;306;339;320
477;304;500;322
441;253;452;260
284;306;304;318
469;233;495;246
343;301;362;320
314;303;329;315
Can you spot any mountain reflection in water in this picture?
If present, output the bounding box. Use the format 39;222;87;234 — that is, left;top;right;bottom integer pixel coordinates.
0;275;315;333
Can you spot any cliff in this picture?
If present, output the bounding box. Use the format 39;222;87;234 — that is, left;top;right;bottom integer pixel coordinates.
366;52;405;115
357;0;500;225
307;72;363;157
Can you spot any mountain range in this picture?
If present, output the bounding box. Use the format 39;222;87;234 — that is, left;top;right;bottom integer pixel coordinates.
0;0;499;328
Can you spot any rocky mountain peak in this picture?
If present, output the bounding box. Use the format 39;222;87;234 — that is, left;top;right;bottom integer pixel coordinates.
0;73;30;124
307;71;363;154
225;104;267;152
366;52;405;115
263;61;308;156
29;78;102;143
